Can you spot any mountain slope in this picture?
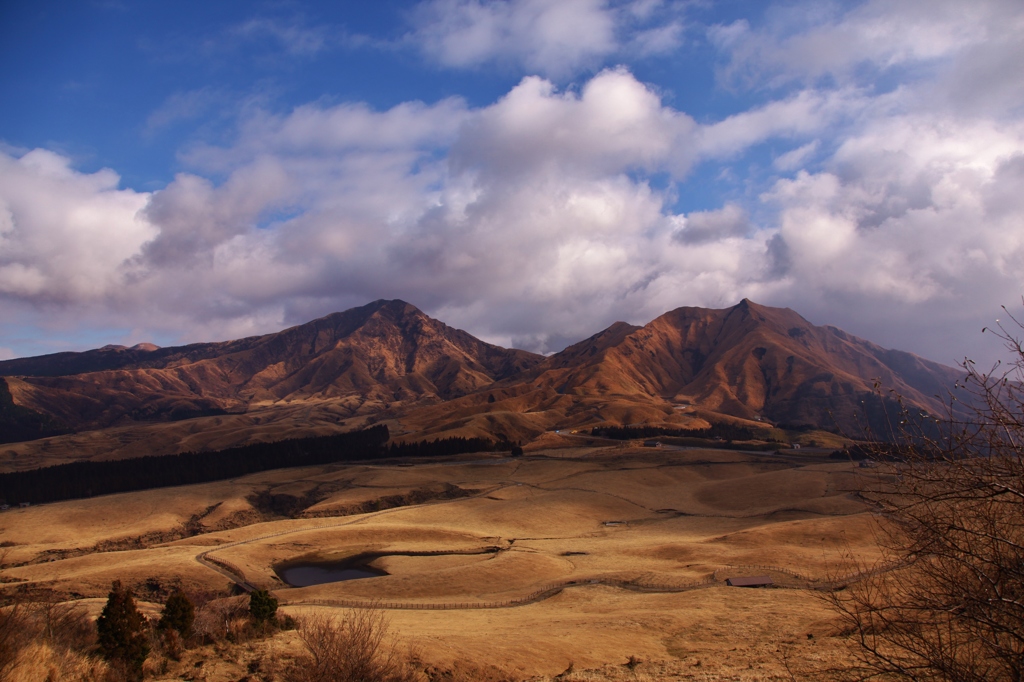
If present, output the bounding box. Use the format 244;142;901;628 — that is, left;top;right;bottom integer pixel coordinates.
532;299;960;431
397;300;962;441
1;299;963;449
3;300;543;430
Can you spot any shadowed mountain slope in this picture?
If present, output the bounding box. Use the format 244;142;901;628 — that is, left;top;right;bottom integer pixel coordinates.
2;300;543;430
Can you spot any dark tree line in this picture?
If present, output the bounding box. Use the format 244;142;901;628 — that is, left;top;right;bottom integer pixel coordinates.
384;436;511;459
0;426;509;505
590;422;759;441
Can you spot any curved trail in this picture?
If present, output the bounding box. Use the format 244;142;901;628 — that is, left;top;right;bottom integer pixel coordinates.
191;457;892;609
193;481;516;592
281;561;896;612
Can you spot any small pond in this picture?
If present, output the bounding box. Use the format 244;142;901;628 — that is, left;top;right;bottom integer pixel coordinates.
275;548;501;587
276;562;387;587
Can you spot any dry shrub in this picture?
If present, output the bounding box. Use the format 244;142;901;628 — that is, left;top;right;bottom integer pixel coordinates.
193;596;249;643
159;627;184;662
288;608;417;682
829;309;1024;680
2;600;101;682
38;601;95;653
227;615;252;642
4;640;108;682
0;603;29;681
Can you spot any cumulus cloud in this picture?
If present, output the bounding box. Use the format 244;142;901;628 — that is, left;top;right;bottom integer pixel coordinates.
0;68;796;352
407;0;685;77
759;112;1024;363
451;69;694;178
151;69;846;349
674;204;750;244
409;0;617;76
4;0;1024;368
0;150;154;304
712;0;1009;89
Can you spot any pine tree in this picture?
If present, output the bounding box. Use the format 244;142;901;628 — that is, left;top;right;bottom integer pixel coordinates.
97;581;149;680
157;590;195;638
249;589;278;623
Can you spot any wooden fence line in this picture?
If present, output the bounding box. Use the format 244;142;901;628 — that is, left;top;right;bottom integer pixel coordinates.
283;575;720;611
713;562;906;588
200;550;904;610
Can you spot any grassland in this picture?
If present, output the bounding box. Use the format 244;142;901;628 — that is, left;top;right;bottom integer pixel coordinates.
0;442;882;680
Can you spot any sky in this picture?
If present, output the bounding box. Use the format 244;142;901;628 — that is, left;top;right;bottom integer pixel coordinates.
1;0;1022;368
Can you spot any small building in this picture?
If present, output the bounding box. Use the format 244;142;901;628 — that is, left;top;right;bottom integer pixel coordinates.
791;443;801;449
18;502;30;508
726;575;773;588
642;440;661;448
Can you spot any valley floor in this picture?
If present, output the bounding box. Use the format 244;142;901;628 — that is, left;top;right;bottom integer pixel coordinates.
0;445;882;680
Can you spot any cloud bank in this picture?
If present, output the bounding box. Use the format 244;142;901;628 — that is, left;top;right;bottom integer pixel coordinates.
1;0;1022;367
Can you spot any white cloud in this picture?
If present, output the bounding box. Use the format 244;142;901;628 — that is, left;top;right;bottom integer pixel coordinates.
1;68;796;352
408;0;685;77
674;203;750;244
410;0;616;77
773;140;820;171
4;0;1024;369
695;89;855;164
452;69;695;178
0;150;155;304
712;0;1008;89
629;21;685;56
145;88;226;135
760;113;1024;362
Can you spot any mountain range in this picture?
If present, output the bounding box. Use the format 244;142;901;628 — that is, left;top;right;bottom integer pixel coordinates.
0;299;962;456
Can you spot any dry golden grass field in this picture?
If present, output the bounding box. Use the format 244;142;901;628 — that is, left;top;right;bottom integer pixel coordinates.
0;443;885;680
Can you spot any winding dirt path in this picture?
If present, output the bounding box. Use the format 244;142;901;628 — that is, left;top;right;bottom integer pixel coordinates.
191;459;894;610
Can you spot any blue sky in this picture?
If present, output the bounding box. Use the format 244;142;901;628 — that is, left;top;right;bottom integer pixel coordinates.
1;0;1022;367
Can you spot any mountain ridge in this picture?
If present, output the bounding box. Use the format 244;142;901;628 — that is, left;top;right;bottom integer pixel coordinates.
394;298;960;445
0;299;961;451
1;299;543;430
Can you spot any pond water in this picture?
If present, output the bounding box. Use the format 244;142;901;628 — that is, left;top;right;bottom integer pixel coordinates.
276;561;387;587
275;548;501;587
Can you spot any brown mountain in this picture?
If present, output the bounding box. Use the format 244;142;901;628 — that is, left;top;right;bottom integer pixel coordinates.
398;300;962;442
1;300;543;431
1;299;962;456
544;299;960;428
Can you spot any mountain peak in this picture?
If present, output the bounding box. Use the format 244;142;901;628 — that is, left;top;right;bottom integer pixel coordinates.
1;298;544;431
1;299;962;444
364;298;417;314
729;297;775;318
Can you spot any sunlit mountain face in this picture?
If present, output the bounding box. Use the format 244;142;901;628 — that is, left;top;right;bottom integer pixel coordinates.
1;300;960;458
